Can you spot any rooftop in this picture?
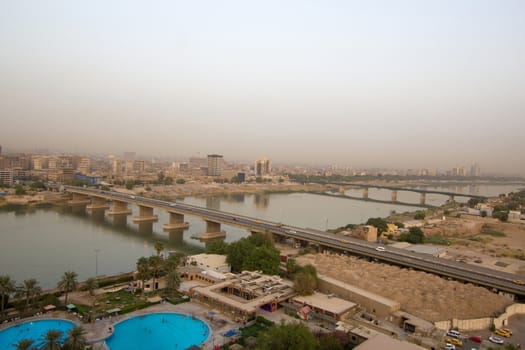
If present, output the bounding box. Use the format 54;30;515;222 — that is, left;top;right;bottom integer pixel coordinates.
354;333;426;350
293;292;356;315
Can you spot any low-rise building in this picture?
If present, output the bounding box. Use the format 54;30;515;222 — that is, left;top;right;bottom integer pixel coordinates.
191;271;295;322
186;253;231;273
290;292;356;322
354;333;426;350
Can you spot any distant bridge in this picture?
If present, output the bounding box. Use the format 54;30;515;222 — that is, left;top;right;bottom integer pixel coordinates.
307;181;488;205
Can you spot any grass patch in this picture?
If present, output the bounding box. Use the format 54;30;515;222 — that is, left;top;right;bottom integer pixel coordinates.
424;235;451;245
480;225;506;237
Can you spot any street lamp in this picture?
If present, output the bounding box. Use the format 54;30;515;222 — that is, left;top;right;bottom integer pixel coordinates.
94;249;100;278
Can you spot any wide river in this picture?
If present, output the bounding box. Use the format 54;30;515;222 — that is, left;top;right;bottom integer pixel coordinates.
0;184;522;289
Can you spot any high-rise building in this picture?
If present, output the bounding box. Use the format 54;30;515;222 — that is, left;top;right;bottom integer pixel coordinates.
112;159;122;176
255;157;272;176
207;154;223;176
470;163;481;177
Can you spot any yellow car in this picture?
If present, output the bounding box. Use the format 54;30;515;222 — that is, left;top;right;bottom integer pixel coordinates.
494;329;511;337
445;337;463;346
513;279;525;285
501;328;513;336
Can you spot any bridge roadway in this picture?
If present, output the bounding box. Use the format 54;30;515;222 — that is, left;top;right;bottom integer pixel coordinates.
64;186;525;297
310;181;488;199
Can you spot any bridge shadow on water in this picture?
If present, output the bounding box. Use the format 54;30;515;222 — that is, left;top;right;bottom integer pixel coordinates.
54;205;204;254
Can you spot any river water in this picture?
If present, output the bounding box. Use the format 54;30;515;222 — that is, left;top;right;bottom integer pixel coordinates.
0;184;522;289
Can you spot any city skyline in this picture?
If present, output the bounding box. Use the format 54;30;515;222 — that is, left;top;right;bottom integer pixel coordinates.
1;1;524;175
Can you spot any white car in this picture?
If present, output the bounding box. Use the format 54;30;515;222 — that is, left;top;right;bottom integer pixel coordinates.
489;335;504;344
375;246;386;252
443;343;455;350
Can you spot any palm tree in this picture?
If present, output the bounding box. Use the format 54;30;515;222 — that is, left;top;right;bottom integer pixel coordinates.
165;270;180;292
148;255;162;291
40;329;63;350
84;277;98;296
17;278;41;311
154;241;164;257
63;325;86;350
57;271;78;305
136;256;150;291
0;274;16;314
13;338;35;350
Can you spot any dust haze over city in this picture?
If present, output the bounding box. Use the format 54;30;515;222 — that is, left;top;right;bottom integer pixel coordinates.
4;3;525;350
1;1;524;175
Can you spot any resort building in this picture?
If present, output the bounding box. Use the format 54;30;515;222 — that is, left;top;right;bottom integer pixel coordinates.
190;271;295;322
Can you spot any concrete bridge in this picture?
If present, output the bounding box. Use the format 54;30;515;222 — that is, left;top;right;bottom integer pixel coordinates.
309;181;488;205
63;186;525;298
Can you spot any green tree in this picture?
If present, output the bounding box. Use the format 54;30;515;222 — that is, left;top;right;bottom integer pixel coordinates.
404;227;425;244
414;211;426;220
15;185;26;195
63;325;86;350
175;178;185;184
243;246;280;275
164;177;173;185
286;258;299;278
365;218;388;234
136;257;151;291
13;338;35;350
294;272;317;295
256;321;319;350
57;271;78;306
148;255;163;291
154;241;164;257
17;278;41;311
30;181;45;190
41;329;63;350
493;211;509;222
293;264;318;295
0;274;16;314
125;182;134;190
165;271;180;292
84;278;98;296
205;239;229;255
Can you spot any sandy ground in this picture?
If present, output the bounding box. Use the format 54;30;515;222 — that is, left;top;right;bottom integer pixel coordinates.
422;215;525;274
295;253;513;322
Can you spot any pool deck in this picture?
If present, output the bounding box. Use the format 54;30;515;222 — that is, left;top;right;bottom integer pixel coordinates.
1;301;238;350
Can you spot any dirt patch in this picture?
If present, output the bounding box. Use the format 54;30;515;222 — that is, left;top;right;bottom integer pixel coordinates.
295;253;512;322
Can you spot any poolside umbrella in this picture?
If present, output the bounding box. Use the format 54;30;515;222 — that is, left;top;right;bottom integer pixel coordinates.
66;304;76;310
43;304;56;311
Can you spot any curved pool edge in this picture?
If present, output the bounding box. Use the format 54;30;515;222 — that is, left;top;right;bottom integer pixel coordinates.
0;317;78;332
98;311;212;349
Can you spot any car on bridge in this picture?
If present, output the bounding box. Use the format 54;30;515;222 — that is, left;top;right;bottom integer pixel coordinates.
513;279;525;285
375;246;386;252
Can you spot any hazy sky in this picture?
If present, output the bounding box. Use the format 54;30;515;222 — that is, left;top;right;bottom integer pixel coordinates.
1;1;524;174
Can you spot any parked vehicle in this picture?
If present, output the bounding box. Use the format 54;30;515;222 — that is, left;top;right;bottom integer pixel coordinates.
489;335;504;344
495;328;511;337
446;330;461;338
444;343;455;350
445;337;462;347
468;335;482;343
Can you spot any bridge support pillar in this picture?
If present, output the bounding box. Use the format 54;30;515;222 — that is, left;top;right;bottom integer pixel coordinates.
420;193;426;205
133;205;158;223
163;212;189;231
87;196;109;210
449;195;455;202
199;220;226;240
363;188;369;199
108;200;132;216
339;186;345;194
68;193;90;206
391;190;398;202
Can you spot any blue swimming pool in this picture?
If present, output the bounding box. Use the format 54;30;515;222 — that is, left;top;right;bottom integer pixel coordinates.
0;319;75;349
106;312;210;350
